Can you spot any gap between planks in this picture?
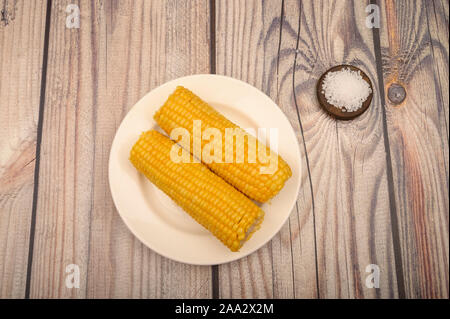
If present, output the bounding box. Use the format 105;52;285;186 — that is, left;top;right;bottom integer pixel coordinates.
24;0;53;299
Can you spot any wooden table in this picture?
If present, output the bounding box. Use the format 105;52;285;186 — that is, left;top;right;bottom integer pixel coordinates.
0;0;448;299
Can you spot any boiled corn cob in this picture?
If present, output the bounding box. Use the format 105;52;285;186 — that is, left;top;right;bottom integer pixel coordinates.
154;86;292;203
129;130;264;252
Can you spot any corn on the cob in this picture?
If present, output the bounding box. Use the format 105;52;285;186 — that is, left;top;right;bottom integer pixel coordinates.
129;130;264;252
154;86;292;203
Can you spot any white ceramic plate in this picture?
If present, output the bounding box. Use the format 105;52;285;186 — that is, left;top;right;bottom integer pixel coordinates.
109;74;301;265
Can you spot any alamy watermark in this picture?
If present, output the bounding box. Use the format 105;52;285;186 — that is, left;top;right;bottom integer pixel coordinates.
65;264;80;289
66;4;379;30
365;264;380;288
62;263;380;289
66;4;80;29
168;121;279;175
365;4;380;29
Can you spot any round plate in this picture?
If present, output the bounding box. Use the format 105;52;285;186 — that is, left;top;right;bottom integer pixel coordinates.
316;65;373;120
109;74;301;265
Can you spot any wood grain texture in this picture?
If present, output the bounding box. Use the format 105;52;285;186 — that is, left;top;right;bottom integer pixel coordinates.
29;0;212;298
215;0;318;299
1;0;448;299
379;0;449;298
0;0;47;298
288;0;398;298
425;0;449;139
216;0;398;298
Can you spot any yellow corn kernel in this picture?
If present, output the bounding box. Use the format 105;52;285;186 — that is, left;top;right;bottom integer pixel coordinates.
129;130;264;252
154;86;292;203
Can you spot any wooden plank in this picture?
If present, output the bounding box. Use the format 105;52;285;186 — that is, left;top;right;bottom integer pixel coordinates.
0;0;47;298
215;0;283;298
29;0;212;298
217;0;402;298
267;0;319;299
286;0;399;298
425;0;449;139
215;0;318;298
216;0;401;299
378;0;449;298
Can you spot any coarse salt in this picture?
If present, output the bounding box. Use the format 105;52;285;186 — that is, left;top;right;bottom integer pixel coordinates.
321;67;372;112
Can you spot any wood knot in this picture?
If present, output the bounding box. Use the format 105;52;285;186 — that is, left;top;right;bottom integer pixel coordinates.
1;9;8;26
387;83;406;105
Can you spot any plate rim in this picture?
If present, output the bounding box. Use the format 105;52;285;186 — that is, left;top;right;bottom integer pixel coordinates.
108;74;302;265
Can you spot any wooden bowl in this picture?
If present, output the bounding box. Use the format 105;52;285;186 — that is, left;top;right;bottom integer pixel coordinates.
316;64;373;120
